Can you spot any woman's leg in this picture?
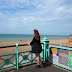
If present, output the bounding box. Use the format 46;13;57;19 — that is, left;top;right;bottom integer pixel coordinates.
35;53;42;65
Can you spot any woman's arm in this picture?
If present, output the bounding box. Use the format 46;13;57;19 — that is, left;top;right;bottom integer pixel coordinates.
30;37;35;45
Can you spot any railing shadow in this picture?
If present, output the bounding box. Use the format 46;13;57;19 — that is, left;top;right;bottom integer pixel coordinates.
19;62;37;69
41;60;52;68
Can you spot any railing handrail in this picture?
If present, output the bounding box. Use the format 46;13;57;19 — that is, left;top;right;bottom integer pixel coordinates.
49;43;72;48
0;42;71;48
0;44;28;49
0;43;44;49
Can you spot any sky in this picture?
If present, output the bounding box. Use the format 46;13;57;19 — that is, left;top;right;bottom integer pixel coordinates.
0;0;72;35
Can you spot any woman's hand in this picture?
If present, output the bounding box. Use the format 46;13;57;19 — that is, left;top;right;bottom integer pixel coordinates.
28;43;30;45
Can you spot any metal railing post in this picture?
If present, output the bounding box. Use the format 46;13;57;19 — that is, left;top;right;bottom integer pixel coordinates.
41;43;44;61
41;37;49;61
16;43;19;69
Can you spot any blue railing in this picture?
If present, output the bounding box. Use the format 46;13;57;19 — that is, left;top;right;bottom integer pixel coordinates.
42;37;72;71
0;43;44;71
47;43;72;71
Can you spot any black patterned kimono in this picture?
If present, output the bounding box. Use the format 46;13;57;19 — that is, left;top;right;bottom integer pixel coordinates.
30;37;42;53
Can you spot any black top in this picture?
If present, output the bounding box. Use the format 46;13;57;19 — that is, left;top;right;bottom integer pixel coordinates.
30;37;41;46
30;37;42;53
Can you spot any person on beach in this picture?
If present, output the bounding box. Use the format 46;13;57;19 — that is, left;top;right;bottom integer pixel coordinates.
28;29;42;68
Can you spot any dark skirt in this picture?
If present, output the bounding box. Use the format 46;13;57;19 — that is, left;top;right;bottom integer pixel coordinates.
31;42;42;53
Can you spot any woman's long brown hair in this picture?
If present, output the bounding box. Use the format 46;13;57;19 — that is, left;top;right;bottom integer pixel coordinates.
33;29;40;40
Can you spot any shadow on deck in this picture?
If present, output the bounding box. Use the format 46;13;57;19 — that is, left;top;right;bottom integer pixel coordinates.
3;62;67;72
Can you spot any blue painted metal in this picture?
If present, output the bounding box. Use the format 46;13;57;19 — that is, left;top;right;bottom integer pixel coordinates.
60;44;62;47
0;53;16;70
18;51;31;53
41;37;49;61
0;53;16;57
1;66;15;70
15;43;18;69
0;43;39;71
23;55;28;60
0;58;4;60
18;51;31;65
4;58;10;65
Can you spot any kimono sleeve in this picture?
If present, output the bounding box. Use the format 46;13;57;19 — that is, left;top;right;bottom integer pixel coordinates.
30;37;35;45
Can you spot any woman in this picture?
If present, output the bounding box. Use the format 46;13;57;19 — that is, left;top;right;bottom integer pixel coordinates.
28;29;42;68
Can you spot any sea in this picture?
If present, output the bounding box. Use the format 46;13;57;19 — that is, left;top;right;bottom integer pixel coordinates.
0;34;68;42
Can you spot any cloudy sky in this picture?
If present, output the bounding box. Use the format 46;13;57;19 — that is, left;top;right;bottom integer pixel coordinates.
0;0;72;35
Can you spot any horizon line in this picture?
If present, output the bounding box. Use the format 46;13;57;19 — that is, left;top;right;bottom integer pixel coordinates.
0;33;69;36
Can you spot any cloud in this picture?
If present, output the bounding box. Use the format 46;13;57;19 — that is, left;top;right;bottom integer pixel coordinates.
0;0;41;9
0;0;72;35
16;0;30;8
8;16;35;24
7;15;72;28
56;6;65;14
8;16;59;26
56;6;72;14
0;11;9;22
